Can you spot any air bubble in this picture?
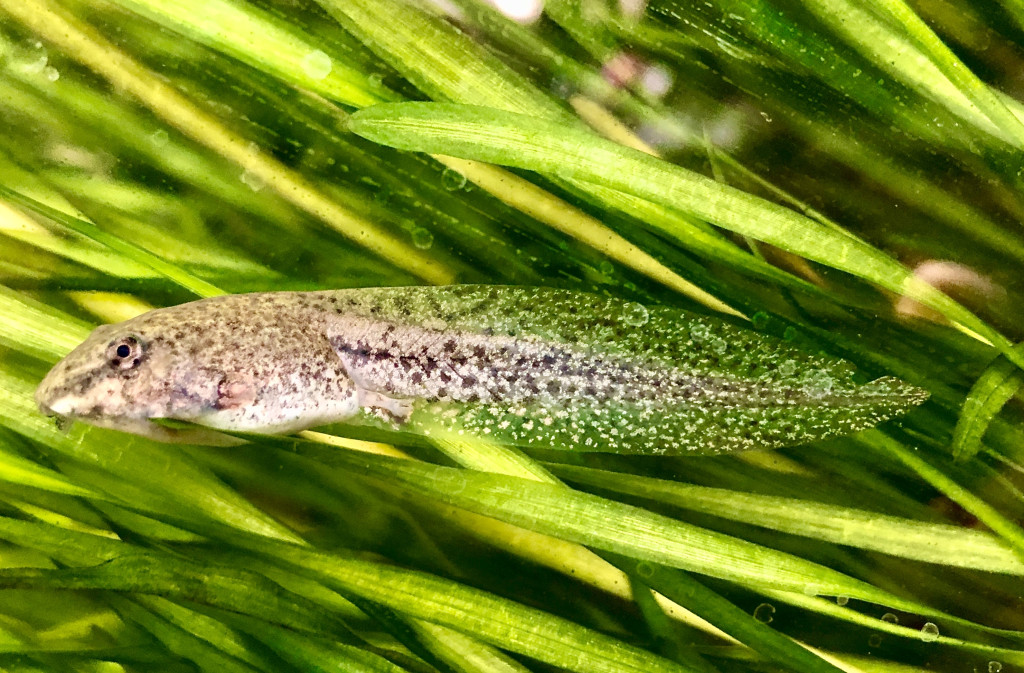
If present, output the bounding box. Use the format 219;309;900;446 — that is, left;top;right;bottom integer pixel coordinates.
300;50;332;80
919;622;939;642
835;595;849;606
22;54;48;75
751;311;770;329
867;634;882;647
880;612;898;624
150;130;169;147
441;167;467;191
803;370;835;397
690;324;711;344
598;260;615;276
778;359;798;377
635;562;654;578
43;66;59;82
752;603;775;623
621;302;649;327
411;227;434;249
709;337;728;355
988;662;1002;673
240;170;265;192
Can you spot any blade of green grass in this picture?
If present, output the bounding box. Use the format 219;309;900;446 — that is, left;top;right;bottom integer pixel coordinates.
867;430;1024;563
863;0;1024;148
0;186;224;299
347;102;1020;367
550;463;1024;575
311;446;938;613
240;540;698;673
952;347;1024;461
0;0;452;285
604;553;846;673
104;0;396;108
0;367;301;544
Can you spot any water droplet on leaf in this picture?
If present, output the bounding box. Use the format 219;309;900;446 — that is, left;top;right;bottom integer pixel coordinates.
441;167;467;191
753;603;775;623
301;50;332;80
411;227;434;249
621;302;649;327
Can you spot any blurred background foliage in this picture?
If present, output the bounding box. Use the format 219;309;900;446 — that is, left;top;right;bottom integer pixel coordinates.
1;0;1024;671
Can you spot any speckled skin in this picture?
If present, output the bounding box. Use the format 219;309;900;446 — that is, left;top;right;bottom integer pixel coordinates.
36;286;929;453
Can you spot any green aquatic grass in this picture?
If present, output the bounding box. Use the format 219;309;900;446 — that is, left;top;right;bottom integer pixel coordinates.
1;0;1024;671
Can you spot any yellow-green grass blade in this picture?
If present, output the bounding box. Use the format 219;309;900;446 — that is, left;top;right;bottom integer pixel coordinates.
551;463;1024;575
348;102;1019;368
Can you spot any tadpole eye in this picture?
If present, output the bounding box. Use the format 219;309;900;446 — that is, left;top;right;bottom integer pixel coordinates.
107;336;144;371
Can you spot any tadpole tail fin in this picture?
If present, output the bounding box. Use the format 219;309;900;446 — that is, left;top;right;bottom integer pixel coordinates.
369;375;928;455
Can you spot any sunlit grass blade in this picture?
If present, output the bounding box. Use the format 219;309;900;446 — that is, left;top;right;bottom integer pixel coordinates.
604;553;846;673
952;347;1024;461
0;439;97;498
107;596;265;673
0;185;224;299
315;0;566;120
313;446;929;611
0;369;300;544
104;0;396;108
861;0;1024;148
761;587;1024;663
348;102;1019;366
0;554;356;640
551;463;1024;574
0;0;452;285
867;430;1024;561
410;621;535;673
241;539;697;673
223;610;410;673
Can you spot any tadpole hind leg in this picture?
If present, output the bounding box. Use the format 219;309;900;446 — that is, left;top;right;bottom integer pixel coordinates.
358;389;415;426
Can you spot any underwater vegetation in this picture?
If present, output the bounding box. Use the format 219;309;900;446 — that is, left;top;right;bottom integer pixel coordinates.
1;0;1024;672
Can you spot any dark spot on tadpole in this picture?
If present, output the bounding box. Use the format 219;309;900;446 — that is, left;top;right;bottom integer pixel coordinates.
411;371;423;384
443;340;456;354
472;345;486;359
546;380;560;394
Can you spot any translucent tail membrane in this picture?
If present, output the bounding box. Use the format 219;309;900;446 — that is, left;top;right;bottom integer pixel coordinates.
322;286;929;455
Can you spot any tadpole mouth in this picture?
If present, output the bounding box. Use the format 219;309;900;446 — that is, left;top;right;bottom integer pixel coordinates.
54;414;75;433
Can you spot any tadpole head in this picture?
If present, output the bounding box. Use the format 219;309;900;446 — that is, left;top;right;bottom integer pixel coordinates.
36;323;157;424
